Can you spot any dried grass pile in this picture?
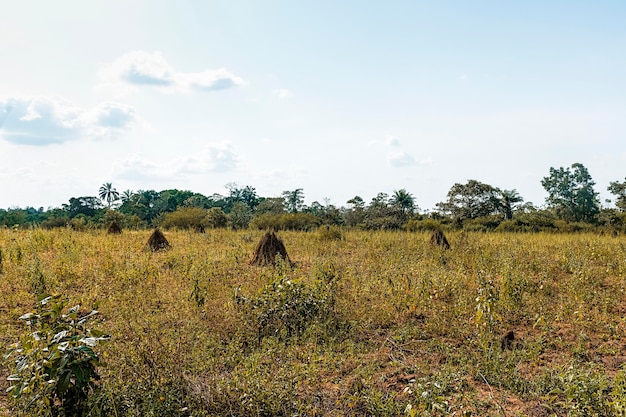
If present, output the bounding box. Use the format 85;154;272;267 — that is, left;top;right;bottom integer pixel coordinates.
194;224;206;233
146;228;171;251
107;221;122;234
430;229;450;250
250;230;290;266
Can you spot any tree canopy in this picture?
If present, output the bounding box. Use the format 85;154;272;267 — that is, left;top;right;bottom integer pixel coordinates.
541;162;600;223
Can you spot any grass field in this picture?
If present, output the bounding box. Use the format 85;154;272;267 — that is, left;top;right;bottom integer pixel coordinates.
1;228;625;416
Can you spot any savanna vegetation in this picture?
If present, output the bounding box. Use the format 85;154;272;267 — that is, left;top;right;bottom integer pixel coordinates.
1;227;626;416
3;163;626;235
2;162;626;415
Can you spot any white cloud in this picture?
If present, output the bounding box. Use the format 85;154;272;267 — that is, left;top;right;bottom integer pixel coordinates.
368;135;401;147
273;89;293;98
459;74;468;81
0;96;136;146
387;151;416;167
172;142;239;174
387;151;432;168
98;51;245;94
114;142;239;181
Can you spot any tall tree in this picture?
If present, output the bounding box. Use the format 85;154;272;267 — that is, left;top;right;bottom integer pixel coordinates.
608;178;626;211
436;180;501;221
541;162;600;222
99;183;119;209
500;189;524;220
120;189;135;204
282;189;304;213
390;189;416;214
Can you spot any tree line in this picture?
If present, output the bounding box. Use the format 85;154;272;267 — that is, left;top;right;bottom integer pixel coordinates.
2;163;626;233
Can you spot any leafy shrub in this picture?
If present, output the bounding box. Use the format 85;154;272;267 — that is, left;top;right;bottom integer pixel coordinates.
552;367;611;416
206;207;228;228
41;216;70;229
159;207;209;230
250;213;320;231
318;225;343;241
235;265;339;340
4;294;109;417
405;218;445;232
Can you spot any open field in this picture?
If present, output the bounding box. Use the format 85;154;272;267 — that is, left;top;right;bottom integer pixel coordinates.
1;228;626;416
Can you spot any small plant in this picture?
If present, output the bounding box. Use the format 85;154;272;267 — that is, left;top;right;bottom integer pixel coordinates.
475;274;500;336
235;267;338;340
550;367;611;417
29;257;47;297
4;294;109;417
318;225;343;241
610;367;626;416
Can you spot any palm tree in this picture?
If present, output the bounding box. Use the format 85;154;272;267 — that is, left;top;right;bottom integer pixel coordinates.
120;189;135;204
390;189;415;214
500;189;523;220
99;183;120;209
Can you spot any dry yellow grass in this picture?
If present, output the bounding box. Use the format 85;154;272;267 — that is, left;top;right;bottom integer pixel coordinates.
1;227;625;415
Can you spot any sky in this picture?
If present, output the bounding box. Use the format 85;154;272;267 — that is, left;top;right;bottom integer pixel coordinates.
1;1;625;212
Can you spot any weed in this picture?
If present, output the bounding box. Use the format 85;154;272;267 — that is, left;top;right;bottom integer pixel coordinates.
4;294;109;416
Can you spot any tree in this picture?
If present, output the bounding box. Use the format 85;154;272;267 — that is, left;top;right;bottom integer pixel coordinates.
255;198;285;215
228;202;252;229
500;189;524;220
282;189;304;213
363;192;404;230
206;207;228;228
120;190;135;204
436;180;502;221
347;196;365;209
63;196;104;218
345;196;366;227
98;183;119;209
225;183;261;211
541;163;600;223
390;189;416;214
608;178;626;211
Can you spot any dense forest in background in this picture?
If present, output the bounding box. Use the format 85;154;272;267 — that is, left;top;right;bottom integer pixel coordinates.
3;162;626;233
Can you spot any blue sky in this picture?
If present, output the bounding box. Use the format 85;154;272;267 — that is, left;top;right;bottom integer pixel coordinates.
1;1;625;211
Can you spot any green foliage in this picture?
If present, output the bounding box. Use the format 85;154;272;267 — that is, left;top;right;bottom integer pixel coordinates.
159;206;208;230
404;372;467;417
436;180;503;221
541;162;600;223
98;183;119;209
235;264;339;341
228;201;253;229
282;188;305;213
551;367;612;416
318;225;343;241
250;212;321;231
206;207;228;228
4;294;109;417
608;178;626;212
610;367;626;416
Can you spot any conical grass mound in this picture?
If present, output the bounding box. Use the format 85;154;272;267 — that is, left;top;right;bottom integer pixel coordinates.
146;228;171;251
430;228;450;250
107;221;122;234
250;230;290;266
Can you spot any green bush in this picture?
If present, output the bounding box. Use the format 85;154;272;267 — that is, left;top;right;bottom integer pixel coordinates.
206;207;228;228
235;265;338;341
4;294;109;416
405;218;445;232
318;225;343;241
250;212;320;231
159;207;208;230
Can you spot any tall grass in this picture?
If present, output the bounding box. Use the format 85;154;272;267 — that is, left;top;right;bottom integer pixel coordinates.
1;228;625;415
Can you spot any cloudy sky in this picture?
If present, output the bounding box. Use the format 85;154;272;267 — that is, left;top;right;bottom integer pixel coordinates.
1;1;625;211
